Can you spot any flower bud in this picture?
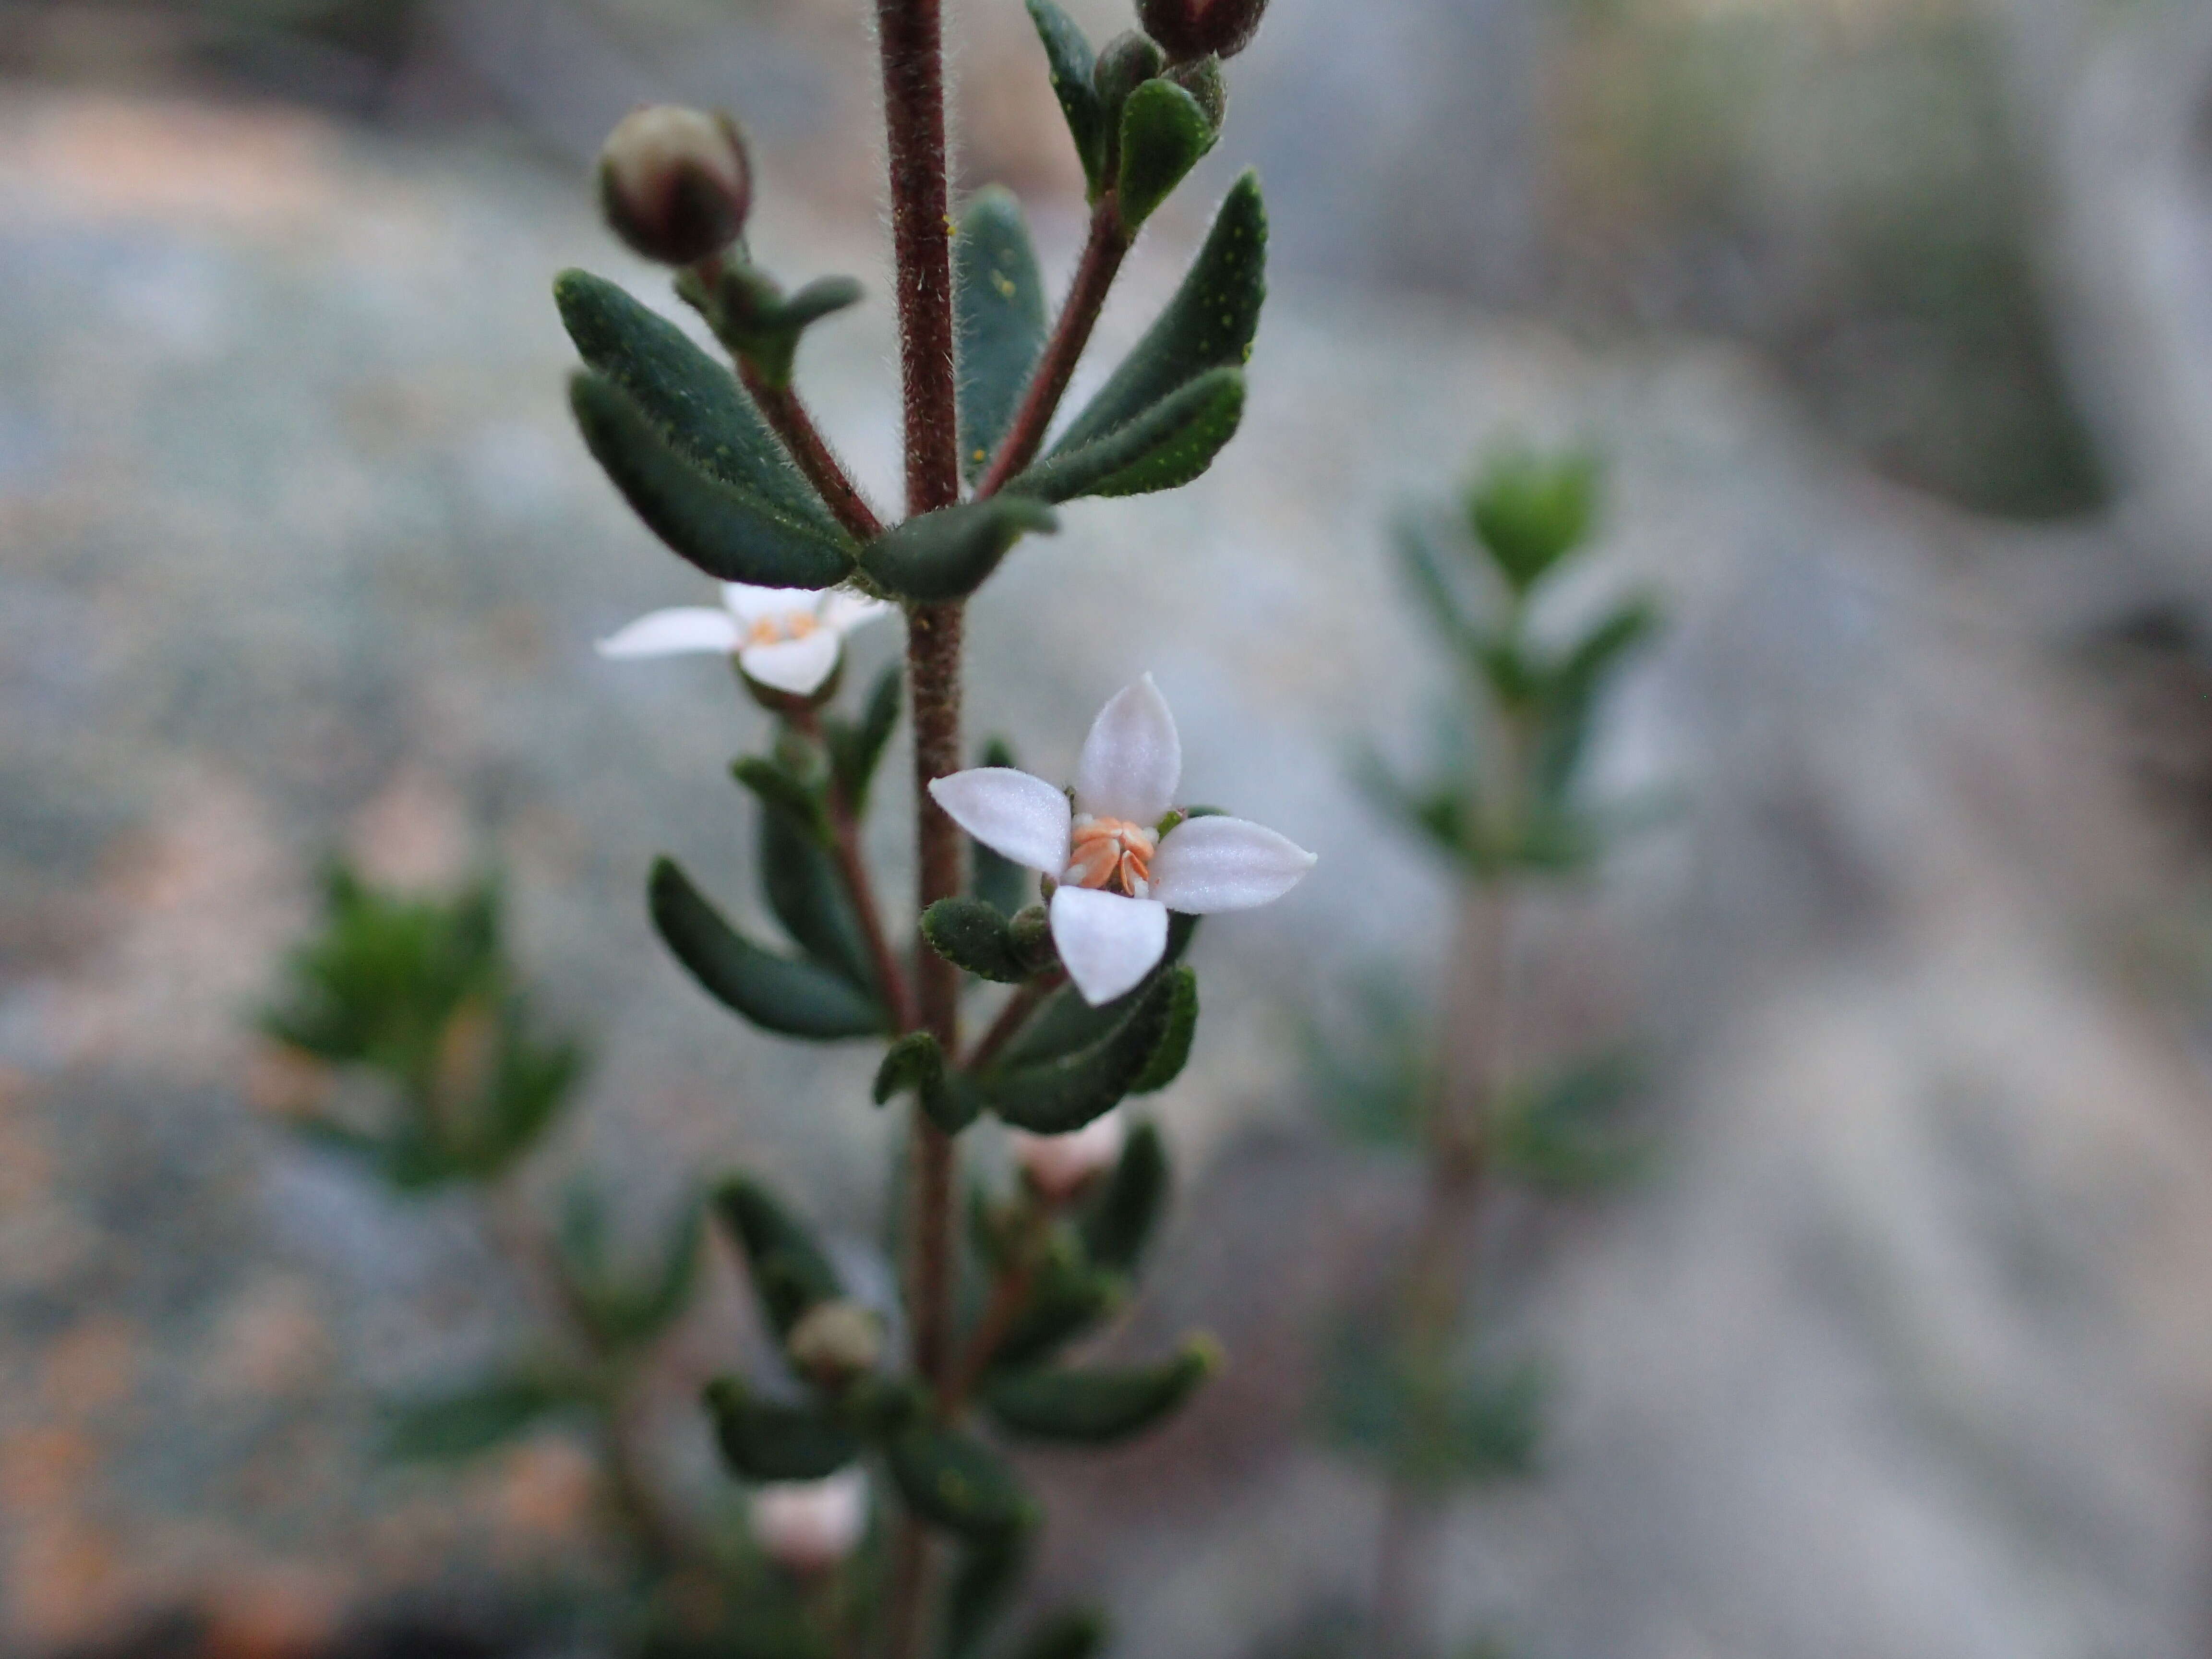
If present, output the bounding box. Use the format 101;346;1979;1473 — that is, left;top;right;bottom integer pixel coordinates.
1010;1109;1127;1203
1094;30;1167;119
1166;54;1227;130
597;105;752;266
786;1298;883;1387
750;1468;868;1575
1137;0;1267;62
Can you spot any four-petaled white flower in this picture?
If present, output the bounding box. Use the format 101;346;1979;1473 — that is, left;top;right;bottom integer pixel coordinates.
596;581;892;697
929;676;1316;1006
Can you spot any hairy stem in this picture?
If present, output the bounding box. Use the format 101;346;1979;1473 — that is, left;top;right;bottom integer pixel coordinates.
740;364;887;542
962;973;1062;1071
877;0;961;518
788;707;915;1031
979;198;1130;497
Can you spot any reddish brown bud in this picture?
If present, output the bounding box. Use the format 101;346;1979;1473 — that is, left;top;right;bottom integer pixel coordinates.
596;105;752;266
1136;0;1267;62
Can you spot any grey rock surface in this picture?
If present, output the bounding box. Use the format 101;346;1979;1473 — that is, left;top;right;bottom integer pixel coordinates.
2;84;2212;1659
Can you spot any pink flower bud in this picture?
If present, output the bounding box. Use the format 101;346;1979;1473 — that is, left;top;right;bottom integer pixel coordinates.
1010;1109;1127;1202
597;106;752;266
750;1469;868;1575
1137;0;1268;62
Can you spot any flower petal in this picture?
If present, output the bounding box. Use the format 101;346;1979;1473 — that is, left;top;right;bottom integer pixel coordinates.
1147;815;1317;913
929;769;1072;874
740;629;843;695
1074;674;1181;824
1050;886;1169;1005
596;606;744;659
820;589;895;635
721;582;822;625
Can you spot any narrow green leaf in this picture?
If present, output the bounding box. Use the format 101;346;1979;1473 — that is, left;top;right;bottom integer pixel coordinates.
1050;172;1266;457
382;1377;569;1463
825;663;903;814
1006;1611;1108;1659
732;756;830;843
1000;914;1199;1067
649;857;886;1040
714;1174;843;1340
705;1378;859;1481
886;1422;1037;1539
1127;966;1197;1093
1008;368;1244;503
861;497;1059;602
1468;448;1601;593
759;805;878;996
922;898;1029;984
1025;0;1106;192
1116;78;1216;230
945;1534;1032;1659
1493;1051;1647;1192
991;1253;1125;1373
1079;1118;1169;1272
984;1337;1218;1443
874;1033;980;1134
977;968;1180;1134
957;188;1048;484
571;373;854;589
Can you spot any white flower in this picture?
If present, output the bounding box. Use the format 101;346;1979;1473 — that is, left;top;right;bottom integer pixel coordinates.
928;675;1316;1005
596;582;892;697
1010;1107;1127;1201
750;1467;868;1574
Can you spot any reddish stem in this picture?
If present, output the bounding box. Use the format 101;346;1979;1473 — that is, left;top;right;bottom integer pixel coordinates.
961;973;1064;1072
739;363;887;543
789;708;915;1032
978;199;1130;497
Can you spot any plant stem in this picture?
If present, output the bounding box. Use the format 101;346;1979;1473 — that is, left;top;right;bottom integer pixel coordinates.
943;1206;1044;1415
977;198;1130;496
740;364;887;542
962;973;1063;1071
876;3;962;1651
790;707;916;1032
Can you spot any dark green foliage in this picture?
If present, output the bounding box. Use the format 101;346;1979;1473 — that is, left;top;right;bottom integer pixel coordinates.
824;663;903;814
1049;173;1265;456
704;1377;859;1480
875;1032;980;1134
713;1174;843;1341
1092;31;1166;123
649;857;887;1039
886;1422;1038;1539
983;1337;1217;1443
1326;1336;1545;1491
733;754;830;840
944;1533;1032;1659
1026;0;1106;192
975;967;1183;1133
382;1375;573;1463
1007;368;1245;504
989;1246;1126;1373
922;898;1030;984
571;373;854;589
1492;1053;1647;1192
860;497;1059;602
262;866;584;1189
1299;971;1428;1148
1004;1611;1107;1659
1127;966;1197;1093
956;188;1048;483
1116;78;1217;229
689;262;864;390
758;793;878;998
1468;448;1599;594
1001;914;1198;1066
558;1185;705;1352
1078;1118;1170;1272
972;738;1033;916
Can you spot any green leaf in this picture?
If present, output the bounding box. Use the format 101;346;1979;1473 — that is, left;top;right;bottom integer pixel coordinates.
382;1376;570;1463
1127;966;1197;1093
1025;0;1106;192
1000;914;1199;1066
1493;1052;1646;1192
874;1032;981;1134
1468;448;1600;593
733;755;830;843
956;188;1048;484
1392;513;1480;652
560;1188;705;1351
973;739;1033;915
824;663;903;815
713;1174;843;1340
945;1534;1032;1659
649;857;887;1040
990;1247;1125;1373
1116;78;1216;230
1078;1118;1169;1272
1007;368;1244;504
1005;1611;1107;1659
984;1337;1218;1443
691;263;865;390
886;1422;1038;1539
570;373;854;589
758;802;878;997
704;1377;859;1481
976;969;1181;1133
1049;172;1265;457
860;497;1059;602
922;898;1029;984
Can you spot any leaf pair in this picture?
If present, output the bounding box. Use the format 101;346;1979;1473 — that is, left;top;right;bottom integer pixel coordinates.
556;1185;704;1353
1025;0;1219;225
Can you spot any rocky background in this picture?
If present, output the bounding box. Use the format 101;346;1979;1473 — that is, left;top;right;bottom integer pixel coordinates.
6;0;2212;1654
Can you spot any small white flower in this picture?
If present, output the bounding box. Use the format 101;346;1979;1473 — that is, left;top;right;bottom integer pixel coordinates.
596;582;892;697
1010;1107;1127;1201
928;675;1316;1005
750;1467;868;1574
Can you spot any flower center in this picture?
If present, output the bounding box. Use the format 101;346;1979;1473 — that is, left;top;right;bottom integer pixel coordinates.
744;611;820;649
1064;815;1159;898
